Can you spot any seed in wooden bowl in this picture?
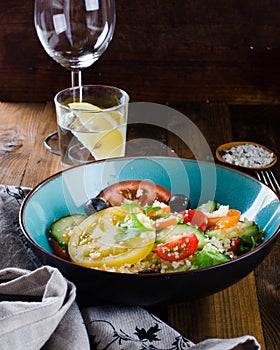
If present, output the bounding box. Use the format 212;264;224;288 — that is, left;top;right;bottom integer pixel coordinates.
219;144;274;168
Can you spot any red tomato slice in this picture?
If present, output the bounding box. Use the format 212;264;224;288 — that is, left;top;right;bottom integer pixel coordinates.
229;238;241;253
180;209;208;232
207;209;241;229
154;233;199;262
98;180;171;206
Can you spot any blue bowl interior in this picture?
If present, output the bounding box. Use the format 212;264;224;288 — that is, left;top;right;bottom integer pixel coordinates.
22;157;280;254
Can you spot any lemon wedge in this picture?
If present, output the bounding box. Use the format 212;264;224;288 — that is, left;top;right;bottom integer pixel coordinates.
68;102;126;160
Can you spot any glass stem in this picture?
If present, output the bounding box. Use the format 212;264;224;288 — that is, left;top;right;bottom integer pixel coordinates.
71;70;82;87
71;70;83;102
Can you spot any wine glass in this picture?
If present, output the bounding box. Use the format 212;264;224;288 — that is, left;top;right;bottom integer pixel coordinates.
34;0;116;154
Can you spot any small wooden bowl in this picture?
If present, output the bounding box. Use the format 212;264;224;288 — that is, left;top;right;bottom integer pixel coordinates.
216;141;277;171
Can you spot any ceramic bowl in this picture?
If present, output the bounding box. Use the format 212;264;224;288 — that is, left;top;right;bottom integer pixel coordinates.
20;157;280;305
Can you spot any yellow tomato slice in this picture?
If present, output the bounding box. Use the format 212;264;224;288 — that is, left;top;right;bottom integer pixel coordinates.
68;207;156;268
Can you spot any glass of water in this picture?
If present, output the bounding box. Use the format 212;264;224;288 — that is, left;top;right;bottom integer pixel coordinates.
54;85;129;168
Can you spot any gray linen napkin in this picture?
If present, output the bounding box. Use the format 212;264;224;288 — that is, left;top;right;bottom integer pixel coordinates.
0;266;89;350
82;306;260;350
0;185;261;350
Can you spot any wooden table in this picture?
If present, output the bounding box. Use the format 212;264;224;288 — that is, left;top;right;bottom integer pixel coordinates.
0;101;279;349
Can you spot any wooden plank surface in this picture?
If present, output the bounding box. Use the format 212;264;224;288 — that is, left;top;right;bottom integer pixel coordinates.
21;102;61;187
166;273;265;345
0;102;61;187
0;101;279;349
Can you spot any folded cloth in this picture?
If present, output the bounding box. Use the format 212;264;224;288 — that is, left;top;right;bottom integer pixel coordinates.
0;266;90;350
82;305;260;350
0;185;261;350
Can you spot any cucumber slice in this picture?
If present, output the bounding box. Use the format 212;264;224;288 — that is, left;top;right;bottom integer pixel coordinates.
50;214;87;248
195;230;208;249
156;223;207;248
206;221;261;239
196;200;217;213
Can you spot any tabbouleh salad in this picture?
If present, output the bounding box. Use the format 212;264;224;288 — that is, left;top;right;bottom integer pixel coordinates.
49;197;264;274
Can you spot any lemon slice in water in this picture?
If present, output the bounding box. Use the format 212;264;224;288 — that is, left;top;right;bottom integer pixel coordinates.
68;102;126;160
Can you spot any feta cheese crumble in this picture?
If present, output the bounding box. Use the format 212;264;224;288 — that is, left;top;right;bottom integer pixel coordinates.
220;143;274;168
206;205;229;218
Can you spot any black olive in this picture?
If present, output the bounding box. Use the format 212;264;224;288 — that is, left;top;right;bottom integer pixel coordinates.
168;194;191;213
85;198;108;216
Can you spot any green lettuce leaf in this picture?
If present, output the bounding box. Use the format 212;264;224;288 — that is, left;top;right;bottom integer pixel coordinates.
192;250;230;269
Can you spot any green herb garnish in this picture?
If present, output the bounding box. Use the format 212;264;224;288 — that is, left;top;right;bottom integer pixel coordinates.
116;212;154;241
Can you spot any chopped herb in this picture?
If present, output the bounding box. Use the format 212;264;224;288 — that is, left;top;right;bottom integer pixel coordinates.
120;203;144;210
144;206;162;215
238;230;264;253
116;212;154;241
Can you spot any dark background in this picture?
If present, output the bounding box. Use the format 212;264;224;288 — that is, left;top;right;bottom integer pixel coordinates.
1;0;280;104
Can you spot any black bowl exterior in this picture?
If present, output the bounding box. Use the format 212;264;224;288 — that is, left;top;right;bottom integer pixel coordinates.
26;233;278;306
